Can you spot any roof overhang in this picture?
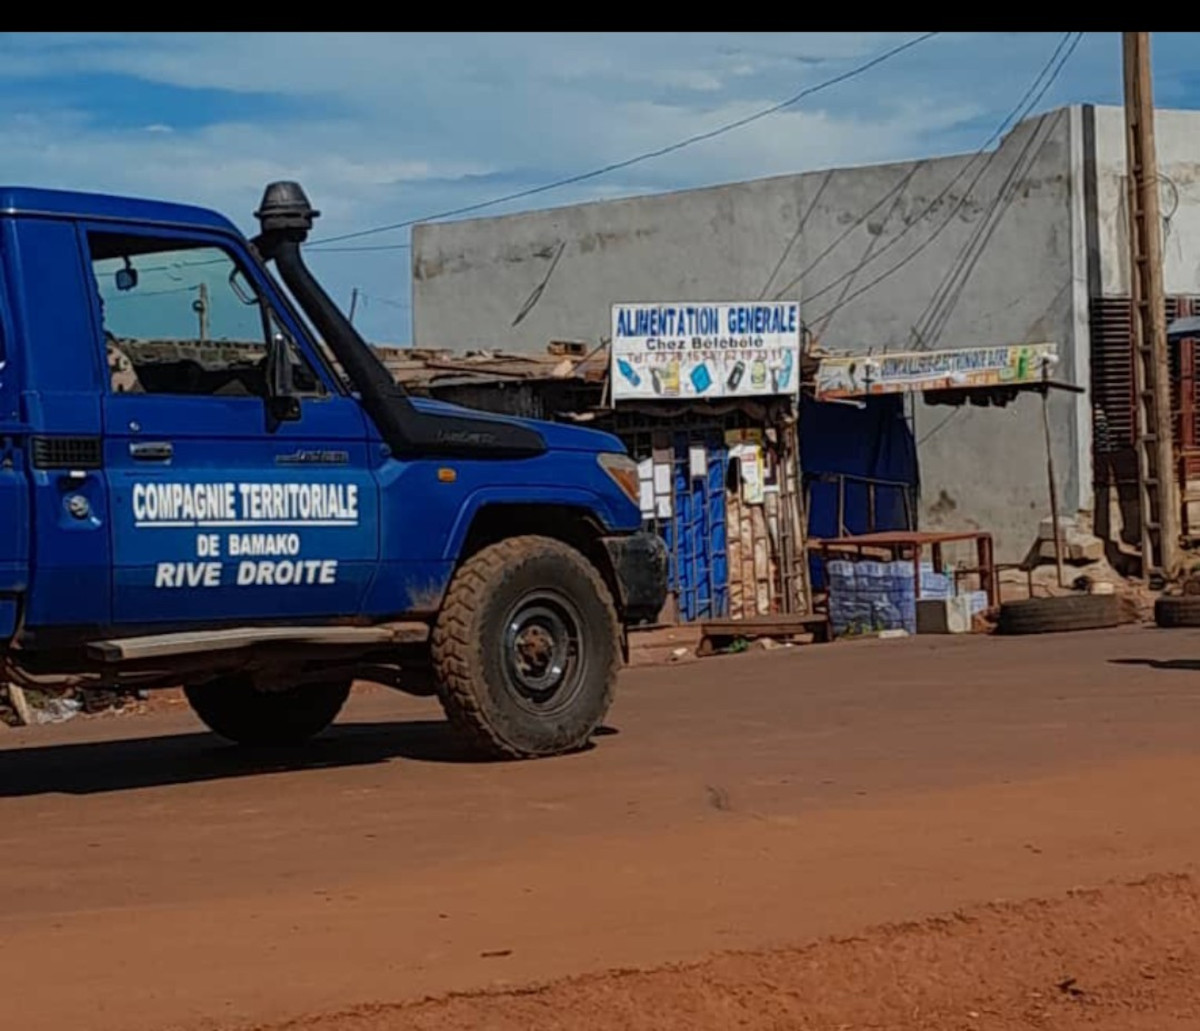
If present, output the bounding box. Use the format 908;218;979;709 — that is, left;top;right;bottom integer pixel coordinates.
812;342;1081;406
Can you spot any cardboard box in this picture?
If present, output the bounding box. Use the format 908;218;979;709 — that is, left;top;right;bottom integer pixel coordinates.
916;596;973;634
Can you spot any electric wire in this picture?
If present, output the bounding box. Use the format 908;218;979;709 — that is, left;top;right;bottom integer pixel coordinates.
777;31;1079;314
303;32;940;250
804;31;1082;328
912;107;1068;352
768;159;929;302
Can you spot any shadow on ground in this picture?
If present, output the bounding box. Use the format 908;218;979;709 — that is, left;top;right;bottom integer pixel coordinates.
1110;657;1200;672
0;720;616;797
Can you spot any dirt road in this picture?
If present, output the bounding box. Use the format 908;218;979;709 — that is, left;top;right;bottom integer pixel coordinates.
4;627;1200;1030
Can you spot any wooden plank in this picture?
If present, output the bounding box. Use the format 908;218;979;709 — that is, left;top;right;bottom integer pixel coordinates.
5;684;31;727
87;623;429;663
702;614;828;635
698;612;830;654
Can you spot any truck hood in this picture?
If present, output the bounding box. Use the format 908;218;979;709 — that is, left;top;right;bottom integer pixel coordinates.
408;396;625;454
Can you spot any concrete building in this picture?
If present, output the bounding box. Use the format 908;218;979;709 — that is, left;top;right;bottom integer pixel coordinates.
412;104;1200;562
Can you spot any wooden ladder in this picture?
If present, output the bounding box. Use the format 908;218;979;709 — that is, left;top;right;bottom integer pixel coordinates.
1126;116;1168;577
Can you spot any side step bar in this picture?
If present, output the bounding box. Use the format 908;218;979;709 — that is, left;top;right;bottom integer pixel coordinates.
86;623;429;663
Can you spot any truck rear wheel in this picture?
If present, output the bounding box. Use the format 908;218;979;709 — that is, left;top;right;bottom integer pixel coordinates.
431;535;620;760
184;676;351;746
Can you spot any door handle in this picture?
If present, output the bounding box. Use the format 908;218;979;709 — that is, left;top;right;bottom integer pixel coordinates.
129;441;173;461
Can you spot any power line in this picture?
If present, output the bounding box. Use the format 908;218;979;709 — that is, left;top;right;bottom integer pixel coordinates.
810;160;922;341
911;113;1060;348
106;285;198;298
913;107;1068;351
810;31;1081;318
779;31;1079;312
757;168;833;300
916;406;963;446
306;243;412;253
769;159;929;301
304;32;940;250
910;48;1080;350
122;256;227;275
359;292;411;311
805;31;1081;328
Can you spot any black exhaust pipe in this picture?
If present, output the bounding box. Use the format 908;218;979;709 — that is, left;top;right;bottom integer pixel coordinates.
251;181;546;460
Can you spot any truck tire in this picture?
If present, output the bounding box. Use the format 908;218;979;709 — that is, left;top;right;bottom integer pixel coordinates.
184;676;351;746
996;594;1121;635
431;535;620;760
1154;595;1200;628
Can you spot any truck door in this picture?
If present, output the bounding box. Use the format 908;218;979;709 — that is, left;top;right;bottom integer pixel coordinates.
81;224;379;628
0;247;28;641
4;216;112;637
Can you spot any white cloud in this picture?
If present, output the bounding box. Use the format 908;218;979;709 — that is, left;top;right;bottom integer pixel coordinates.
0;32;1156;342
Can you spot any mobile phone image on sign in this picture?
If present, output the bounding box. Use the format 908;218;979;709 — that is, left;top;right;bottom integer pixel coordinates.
661;359;681;395
690;363;713;394
617;358;641;387
778;348;794;389
726;361;745;391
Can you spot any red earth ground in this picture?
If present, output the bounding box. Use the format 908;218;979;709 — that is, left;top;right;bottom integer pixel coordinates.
3;625;1200;1030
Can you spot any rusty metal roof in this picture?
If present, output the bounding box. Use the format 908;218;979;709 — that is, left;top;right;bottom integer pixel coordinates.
376;344;609;389
108;338;611;389
109;338;815;397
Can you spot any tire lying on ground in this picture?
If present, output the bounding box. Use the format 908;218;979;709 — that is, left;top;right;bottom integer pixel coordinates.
995;593;1121;635
185;676;351;746
431;534;620;761
1154;595;1200;628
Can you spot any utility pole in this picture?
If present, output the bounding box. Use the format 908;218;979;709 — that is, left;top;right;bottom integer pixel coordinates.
1040;357;1066;589
193;282;210;342
1123;31;1179;581
348;287;359;325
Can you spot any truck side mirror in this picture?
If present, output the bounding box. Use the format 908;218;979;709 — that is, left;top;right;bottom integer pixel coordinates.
267;393;301;424
115;258;138;292
264;332;301;426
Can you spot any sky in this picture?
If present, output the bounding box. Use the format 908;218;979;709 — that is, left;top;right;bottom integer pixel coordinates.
0;31;1197;345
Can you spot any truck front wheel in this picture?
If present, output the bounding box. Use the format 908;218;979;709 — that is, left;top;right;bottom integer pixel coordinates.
431;535;620;760
184;675;351;746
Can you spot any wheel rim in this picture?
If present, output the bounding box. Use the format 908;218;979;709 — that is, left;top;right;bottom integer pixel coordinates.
501;589;587;715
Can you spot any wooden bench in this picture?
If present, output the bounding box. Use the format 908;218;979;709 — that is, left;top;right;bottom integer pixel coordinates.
698;614;831;656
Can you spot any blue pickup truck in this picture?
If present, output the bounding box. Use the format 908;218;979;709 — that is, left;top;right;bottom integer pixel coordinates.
0;180;668;758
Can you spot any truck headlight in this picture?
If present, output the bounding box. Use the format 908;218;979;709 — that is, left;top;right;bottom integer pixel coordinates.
597;452;640;507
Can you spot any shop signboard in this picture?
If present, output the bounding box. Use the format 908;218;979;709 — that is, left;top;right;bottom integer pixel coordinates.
610;301;801;402
813;343;1058;400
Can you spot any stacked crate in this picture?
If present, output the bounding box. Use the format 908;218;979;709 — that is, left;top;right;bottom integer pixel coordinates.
827;559;956;637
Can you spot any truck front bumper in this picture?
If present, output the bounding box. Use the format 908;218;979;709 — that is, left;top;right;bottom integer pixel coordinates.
601;531;669;625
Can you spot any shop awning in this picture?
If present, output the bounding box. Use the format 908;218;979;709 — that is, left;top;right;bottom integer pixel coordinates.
813;343;1082;406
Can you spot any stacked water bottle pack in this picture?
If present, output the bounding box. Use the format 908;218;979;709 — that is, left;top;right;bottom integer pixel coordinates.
827;558;958;637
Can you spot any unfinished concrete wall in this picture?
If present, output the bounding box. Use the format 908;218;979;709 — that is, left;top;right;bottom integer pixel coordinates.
1091;105;1200;296
413;109;1086;562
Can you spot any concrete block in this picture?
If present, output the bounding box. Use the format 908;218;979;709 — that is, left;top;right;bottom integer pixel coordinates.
1068;535;1105;563
1038;516;1077;541
1037;533;1104;564
916;596;972;634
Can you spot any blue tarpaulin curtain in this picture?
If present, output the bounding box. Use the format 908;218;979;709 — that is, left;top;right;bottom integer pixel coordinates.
801;395;918;589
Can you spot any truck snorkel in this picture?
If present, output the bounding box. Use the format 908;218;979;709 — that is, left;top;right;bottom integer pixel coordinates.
250;181;546;460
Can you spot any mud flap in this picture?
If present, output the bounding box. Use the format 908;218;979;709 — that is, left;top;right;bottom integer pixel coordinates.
601;532;669;625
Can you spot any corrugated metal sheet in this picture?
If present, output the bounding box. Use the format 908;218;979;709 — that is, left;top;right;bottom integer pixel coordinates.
1089;295;1189;455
